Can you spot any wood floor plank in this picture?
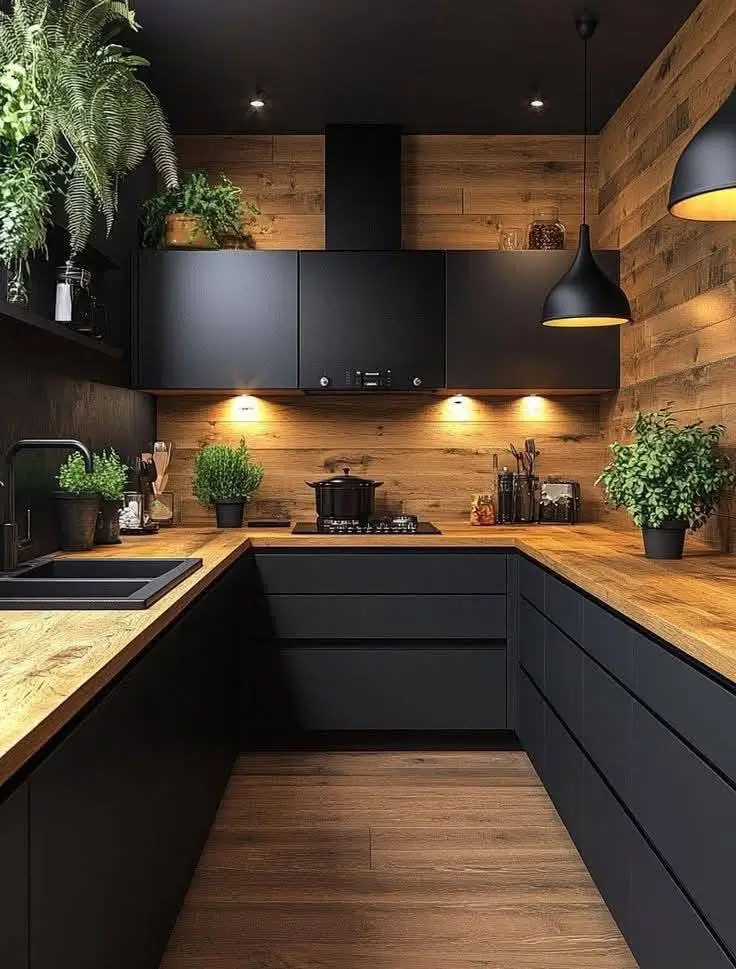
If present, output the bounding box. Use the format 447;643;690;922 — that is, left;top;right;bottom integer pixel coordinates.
159;751;638;969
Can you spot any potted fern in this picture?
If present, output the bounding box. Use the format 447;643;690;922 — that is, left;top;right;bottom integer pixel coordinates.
597;407;735;559
192;438;264;528
0;0;178;301
140;171;259;250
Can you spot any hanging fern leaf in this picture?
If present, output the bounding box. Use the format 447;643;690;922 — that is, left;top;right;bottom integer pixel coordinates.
0;0;179;287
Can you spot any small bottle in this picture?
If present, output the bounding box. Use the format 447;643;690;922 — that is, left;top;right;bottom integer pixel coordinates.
497;466;515;524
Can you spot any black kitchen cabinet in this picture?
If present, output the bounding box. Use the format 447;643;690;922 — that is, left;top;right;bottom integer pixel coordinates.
245;550;509;740
134;250;298;389
299;251;445;390
0;783;28;969
29;560;242;969
446;250;620;390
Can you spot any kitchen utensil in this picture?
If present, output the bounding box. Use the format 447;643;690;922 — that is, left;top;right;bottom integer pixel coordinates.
306;467;384;522
509;444;522;477
152;442;172;496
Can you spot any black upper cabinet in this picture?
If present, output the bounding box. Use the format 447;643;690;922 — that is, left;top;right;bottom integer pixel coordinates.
134;250;298;389
299;251;445;390
446;251;620;390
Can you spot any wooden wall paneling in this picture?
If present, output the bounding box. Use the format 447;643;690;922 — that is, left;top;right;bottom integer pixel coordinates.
158;394;608;525
598;0;736;551
175;133;596;251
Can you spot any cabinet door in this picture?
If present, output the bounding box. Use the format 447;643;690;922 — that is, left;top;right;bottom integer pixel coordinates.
249;646;507;732
29;565;240;969
0;783;28;969
135;250;298;389
544;708;583;843
299;251;445;389
518;670;546;777
446;251;620;390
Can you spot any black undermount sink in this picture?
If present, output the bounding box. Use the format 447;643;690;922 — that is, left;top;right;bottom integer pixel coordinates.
0;558;203;610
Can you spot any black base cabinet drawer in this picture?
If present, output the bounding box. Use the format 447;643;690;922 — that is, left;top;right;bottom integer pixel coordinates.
544;707;583;844
255;552;507;595
517;670;546;776
519;597;545;691
260;594;506;640
248;646;507;732
629;703;736;962
0;783;28;969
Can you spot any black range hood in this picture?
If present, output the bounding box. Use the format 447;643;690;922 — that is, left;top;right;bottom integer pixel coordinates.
299;124;445;391
325;124;402;250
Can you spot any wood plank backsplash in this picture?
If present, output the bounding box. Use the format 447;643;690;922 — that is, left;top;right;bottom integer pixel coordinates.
597;0;736;549
175;133;599;251
157;394;609;525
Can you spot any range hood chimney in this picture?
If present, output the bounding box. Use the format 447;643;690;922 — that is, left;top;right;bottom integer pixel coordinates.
325;124;402;250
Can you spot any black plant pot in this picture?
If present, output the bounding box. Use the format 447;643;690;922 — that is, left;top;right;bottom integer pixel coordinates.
94;499;122;546
215;501;245;528
56;494;100;552
642;521;688;560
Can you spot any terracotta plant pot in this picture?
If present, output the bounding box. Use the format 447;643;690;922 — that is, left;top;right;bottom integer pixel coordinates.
641;521;688;560
56;493;100;551
94;499;123;546
164;214;215;250
215;501;245;528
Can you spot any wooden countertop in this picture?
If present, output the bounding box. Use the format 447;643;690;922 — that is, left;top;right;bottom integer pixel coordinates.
1;522;736;790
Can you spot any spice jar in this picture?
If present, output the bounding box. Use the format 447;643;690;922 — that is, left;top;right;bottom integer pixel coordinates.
498;226;524;251
55;262;94;331
528;207;566;250
470;493;496;526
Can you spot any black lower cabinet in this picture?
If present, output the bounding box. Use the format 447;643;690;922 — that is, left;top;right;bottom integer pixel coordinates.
250;645;507;732
28;560;243;969
518;575;736;969
0;783;28;969
517;671;546;776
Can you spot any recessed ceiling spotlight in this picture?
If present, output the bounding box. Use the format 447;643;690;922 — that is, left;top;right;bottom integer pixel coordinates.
249;93;266;109
529;96;545;110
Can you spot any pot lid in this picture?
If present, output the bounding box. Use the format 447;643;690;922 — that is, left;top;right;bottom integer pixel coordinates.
310;466;382;488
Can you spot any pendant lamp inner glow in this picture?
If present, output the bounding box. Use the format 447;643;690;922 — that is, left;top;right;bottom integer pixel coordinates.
541;15;631;329
668;88;736;222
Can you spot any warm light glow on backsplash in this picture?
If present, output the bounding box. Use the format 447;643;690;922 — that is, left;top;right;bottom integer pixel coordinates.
232;395;261;421
519;394;547;418
440;394;475;421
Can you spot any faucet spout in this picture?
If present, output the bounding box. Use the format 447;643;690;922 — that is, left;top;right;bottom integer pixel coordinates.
1;439;93;571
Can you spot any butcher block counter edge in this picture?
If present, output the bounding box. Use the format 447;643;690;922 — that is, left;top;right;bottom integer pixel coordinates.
1;521;735;790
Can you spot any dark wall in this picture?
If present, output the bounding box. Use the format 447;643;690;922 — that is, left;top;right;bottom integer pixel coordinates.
0;328;156;561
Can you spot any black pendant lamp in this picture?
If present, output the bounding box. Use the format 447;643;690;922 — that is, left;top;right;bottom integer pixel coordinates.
668;87;736;221
542;14;631;328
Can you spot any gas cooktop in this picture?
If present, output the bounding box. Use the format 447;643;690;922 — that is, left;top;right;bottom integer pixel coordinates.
293;517;441;535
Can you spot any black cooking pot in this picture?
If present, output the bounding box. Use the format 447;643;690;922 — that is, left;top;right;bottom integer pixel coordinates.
306;467;384;521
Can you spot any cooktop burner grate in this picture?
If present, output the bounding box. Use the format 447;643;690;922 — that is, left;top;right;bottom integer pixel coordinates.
292;518;441;535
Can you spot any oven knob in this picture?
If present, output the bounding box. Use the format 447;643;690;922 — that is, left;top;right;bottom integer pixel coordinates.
319;375;330;388
412;376;423;388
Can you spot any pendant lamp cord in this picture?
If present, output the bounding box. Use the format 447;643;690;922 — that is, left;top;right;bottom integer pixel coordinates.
582;32;588;225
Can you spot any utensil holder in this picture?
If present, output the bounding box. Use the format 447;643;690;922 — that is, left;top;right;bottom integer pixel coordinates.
514;475;540;523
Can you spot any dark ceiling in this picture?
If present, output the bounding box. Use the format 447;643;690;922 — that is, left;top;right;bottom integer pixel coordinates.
134;0;700;135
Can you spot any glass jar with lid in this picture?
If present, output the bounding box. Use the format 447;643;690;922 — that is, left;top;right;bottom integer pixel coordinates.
55;262;94;332
528;206;566;250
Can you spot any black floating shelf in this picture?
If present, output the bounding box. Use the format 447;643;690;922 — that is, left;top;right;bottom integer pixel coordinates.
0;299;123;359
47;224;120;273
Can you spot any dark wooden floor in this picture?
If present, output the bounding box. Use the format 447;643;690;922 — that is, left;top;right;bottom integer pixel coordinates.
160;751;638;969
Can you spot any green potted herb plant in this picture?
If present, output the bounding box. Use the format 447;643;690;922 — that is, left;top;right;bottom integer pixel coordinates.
91;449;129;545
192;438;264;528
597;407;735;559
56;453;101;551
140;171;259;250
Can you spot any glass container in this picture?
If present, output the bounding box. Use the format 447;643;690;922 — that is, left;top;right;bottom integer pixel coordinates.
514;475;540;523
528;207;566;250
470;493;496;526
55;262;94;332
498;226;524;251
120;492;151;532
149;492;176;526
